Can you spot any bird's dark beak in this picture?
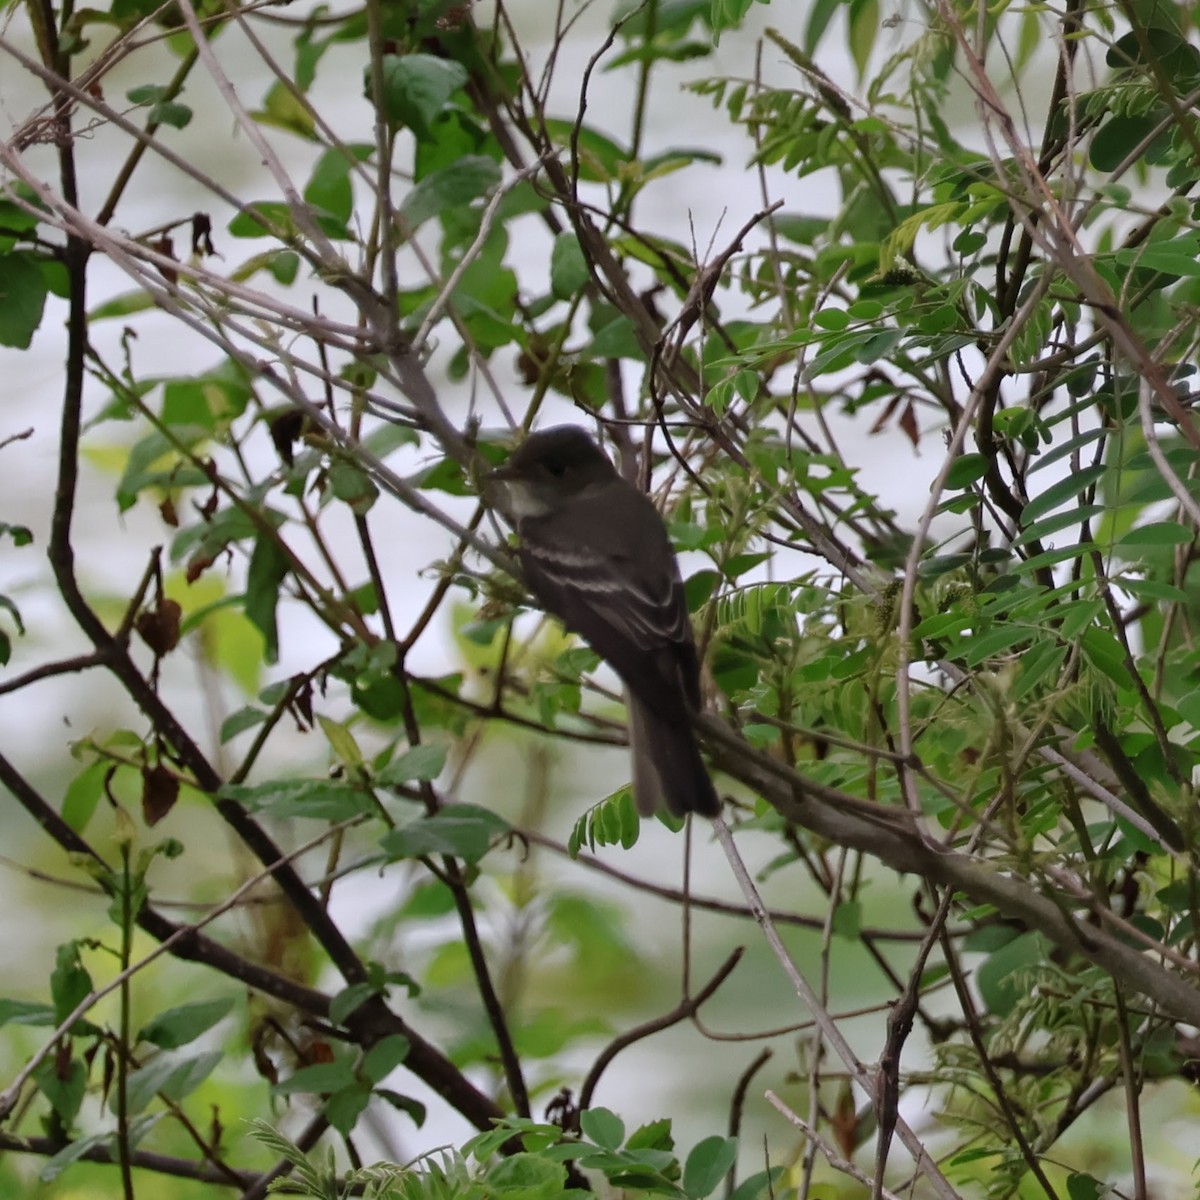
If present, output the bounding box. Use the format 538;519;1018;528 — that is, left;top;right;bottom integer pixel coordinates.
484;462;519;483
481;463;521;520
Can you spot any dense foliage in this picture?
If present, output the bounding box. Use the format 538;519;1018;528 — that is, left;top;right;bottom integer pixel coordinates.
2;0;1200;1195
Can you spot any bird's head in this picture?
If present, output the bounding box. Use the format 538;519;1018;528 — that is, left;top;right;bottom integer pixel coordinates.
486;425;616;520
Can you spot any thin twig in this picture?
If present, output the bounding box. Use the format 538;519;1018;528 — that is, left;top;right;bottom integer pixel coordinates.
766;1091;907;1200
579;948;744;1110
710;817;961;1200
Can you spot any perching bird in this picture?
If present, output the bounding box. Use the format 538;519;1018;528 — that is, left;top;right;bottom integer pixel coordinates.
488;425;719;818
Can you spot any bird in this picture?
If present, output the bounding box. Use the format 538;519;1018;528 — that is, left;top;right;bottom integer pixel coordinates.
487;425;720;818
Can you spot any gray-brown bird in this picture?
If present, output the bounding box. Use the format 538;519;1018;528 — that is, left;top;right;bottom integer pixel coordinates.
488;426;719;818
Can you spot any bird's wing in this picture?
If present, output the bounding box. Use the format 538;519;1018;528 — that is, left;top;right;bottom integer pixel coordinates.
519;535;688;651
518;502;700;714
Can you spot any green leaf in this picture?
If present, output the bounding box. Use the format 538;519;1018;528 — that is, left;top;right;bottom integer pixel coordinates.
543;118;629;182
1116;236;1200;278
1020;465;1105;523
115;425;210;512
0;252;48;347
318;713;364;768
550;232;590;300
124;1049;222;1112
228;201;297;240
1013;542;1096;575
1013;504;1105;548
962;624;1033;666
1079;626;1129;685
267;250;301;284
252;79;316;139
304;148;354;226
730;1168;786;1200
376;54;468;140
712;0;758;41
127;83;166;103
1013;639;1067;699
771;213;828;244
977;932;1049;1016
1114;576;1188;603
41;1132;117;1182
831;899;862;940
139;996;235;1049
912;610;972;642
0;592;23;646
376;743;448;786
87;288;157;321
414;107;489;181
230;249;302;286
607;39;713;69
148;100;192;129
162;364;250;429
1067;1174;1103;1200
411;453;470;495
486;1152;567;1200
685;569;720;611
848;0;879;77
325;1083;370;1135
0;522;32;547
683;1136;739;1199
51;942;93;1026
221;777;374;821
274;1059;356;1096
640;146;723;181
0;998;55;1027
0;196;39;253
1107;24;1187;67
327;460;378;514
399;156;501;230
944;453;989;489
353;671;408;721
380;804;509;865
398;880;456;919
581;1107;625;1150
813;307;849;331
362;1034;410;1083
805;0;842;51
1115;521;1192;548
245;531;289;663
722;550;770;580
949;1147;1002;1167
568;788;641;856
1034;426;1105;480
588;315;642;359
1091;113;1168;172
219;706;267;742
33;1055;86;1128
953;229;987;255
627;1119;674;1151
62;761;108;833
329;983;376;1027
848;298;884;319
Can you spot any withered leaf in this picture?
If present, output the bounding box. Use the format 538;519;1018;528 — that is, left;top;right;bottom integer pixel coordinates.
142;762;180;826
135;598;182;656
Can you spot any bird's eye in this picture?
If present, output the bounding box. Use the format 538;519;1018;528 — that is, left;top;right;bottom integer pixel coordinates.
545;458;566;477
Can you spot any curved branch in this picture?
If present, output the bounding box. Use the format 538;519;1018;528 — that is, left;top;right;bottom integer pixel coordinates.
579;947;744;1111
0;1132;257;1190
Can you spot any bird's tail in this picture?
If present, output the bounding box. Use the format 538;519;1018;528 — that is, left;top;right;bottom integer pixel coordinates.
628;694;720;818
